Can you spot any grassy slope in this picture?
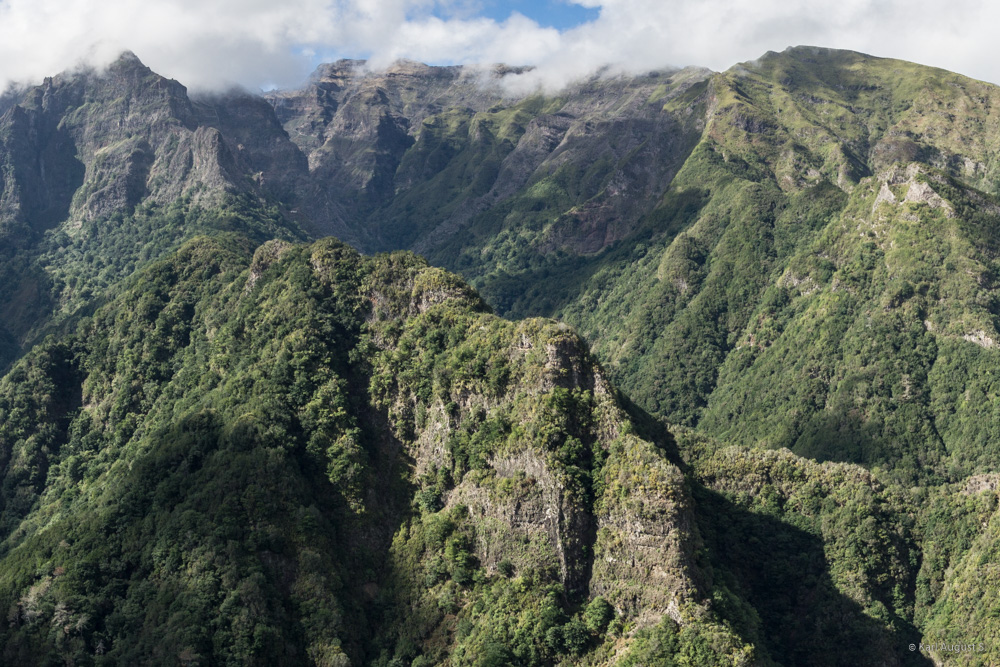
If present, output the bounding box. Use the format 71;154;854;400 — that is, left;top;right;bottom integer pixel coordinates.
529;49;1000;482
501;48;1000;663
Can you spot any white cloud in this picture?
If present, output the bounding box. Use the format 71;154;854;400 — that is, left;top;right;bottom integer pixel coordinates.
0;0;997;93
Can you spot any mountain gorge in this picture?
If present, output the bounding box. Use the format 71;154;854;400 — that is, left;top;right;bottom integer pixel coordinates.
0;45;998;665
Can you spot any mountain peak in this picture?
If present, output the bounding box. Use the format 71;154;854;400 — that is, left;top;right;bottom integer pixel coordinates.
103;49;159;80
113;49;144;65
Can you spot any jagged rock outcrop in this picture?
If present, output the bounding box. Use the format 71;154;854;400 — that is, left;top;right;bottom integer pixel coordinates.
265;61;713;257
0;52;316;238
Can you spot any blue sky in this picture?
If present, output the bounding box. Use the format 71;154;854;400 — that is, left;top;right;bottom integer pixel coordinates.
472;1;599;31
302;0;603;73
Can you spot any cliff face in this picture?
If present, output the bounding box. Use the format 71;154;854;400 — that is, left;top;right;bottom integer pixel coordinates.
0;52;310;231
266;61;712;259
0;53;314;370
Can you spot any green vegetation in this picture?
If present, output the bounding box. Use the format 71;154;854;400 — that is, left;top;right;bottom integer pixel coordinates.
398;48;1000;495
0;192;305;375
274;49;1000;496
0;228;756;665
683;437;924;665
6;46;1000;665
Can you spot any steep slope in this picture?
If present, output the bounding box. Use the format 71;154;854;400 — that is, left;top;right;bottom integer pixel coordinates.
267;60;711;272
0;52;307;232
262;51;1000;664
512;48;1000;487
916;476;1000;666
0;53;313;371
683;437;925;667
266;47;1000;487
2;48;998;666
0;233;756;665
266;59;512;243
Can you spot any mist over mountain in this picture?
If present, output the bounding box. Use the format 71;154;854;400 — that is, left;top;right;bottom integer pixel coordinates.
4;0;1000;95
0;46;998;665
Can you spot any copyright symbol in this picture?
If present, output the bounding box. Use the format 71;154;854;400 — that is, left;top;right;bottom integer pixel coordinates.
909;644;916;651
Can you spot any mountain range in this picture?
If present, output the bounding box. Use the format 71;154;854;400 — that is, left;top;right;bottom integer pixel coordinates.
0;45;998;665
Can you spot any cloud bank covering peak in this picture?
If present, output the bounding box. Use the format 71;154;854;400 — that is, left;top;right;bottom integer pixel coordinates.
0;0;994;93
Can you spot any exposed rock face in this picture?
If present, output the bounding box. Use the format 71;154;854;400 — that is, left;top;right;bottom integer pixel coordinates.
591;436;701;625
960;473;1000;495
456;446;585;590
873;181;898;210
0;53;318;368
266;60;509;242
365;301;709;633
873;164;954;217
0;104;83;243
0;52;312;240
266;62;713;256
962;330;996;348
245;238;294;292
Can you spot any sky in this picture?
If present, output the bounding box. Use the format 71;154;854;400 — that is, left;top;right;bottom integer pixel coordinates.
0;0;994;93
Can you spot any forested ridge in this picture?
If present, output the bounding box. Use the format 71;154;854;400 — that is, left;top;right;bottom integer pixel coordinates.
0;45;998;665
0;233;755;665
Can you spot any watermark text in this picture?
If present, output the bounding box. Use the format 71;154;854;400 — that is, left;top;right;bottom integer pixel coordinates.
909;642;987;654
